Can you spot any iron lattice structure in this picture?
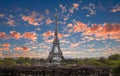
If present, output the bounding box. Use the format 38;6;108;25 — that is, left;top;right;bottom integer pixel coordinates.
47;14;64;64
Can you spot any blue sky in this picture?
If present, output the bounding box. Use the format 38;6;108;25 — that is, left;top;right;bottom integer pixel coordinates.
0;0;120;58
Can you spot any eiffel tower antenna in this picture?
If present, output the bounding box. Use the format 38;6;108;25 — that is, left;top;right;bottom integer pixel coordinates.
47;12;64;64
55;12;58;38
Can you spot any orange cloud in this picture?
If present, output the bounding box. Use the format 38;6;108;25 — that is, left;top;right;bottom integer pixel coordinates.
10;31;21;39
22;12;39;26
0;47;9;51
14;46;30;51
0;32;10;39
83;23;120;40
0;53;2;57
42;31;69;39
58;33;64;39
67;23;73;27
0;43;11;47
73;3;79;10
73;22;87;33
22;32;37;41
45;19;52;25
22;16;39;26
42;31;54;38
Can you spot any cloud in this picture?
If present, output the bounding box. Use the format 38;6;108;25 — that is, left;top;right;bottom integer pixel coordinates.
44;38;54;43
69;3;79;13
0;31;37;41
45;19;52;25
45;9;49;15
0;47;9;51
42;31;69;40
83;23;120;40
0;43;11;51
6;18;15;26
36;28;41;31
70;42;79;47
22;32;37;41
67;23;73;27
10;31;21;39
59;4;67;13
0;43;11;47
0;14;4;18
73;3;79;10
22;12;39;26
73;22;87;33
0;32;10;39
14;46;30;51
103;48;120;55
81;3;96;17
42;31;54;39
0;53;2;57
111;5;120;12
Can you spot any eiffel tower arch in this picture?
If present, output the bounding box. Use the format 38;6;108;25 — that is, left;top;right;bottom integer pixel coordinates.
47;14;64;64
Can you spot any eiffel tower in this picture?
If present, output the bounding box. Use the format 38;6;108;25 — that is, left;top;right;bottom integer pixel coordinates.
47;14;64;64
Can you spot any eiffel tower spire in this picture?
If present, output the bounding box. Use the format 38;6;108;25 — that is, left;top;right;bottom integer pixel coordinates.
47;13;64;64
55;13;58;38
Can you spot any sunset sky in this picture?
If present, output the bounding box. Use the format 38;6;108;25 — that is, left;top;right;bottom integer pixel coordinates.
0;0;120;58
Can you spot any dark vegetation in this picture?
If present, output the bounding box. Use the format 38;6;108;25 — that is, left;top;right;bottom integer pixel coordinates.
0;54;120;75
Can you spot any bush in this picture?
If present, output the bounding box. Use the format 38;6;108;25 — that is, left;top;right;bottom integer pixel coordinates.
112;60;120;76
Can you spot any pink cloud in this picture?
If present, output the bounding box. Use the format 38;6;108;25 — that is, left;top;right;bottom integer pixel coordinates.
45;19;52;25
10;31;21;39
44;38;54;43
22;12;39;26
103;49;120;55
67;23;73;27
70;42;79;47
42;31;69;40
0;47;9;51
58;33;64;39
0;43;11;47
69;3;79;13
22;16;39;26
83;23;120;40
73;3;79;10
0;53;2;57
0;32;10;39
14;46;30;51
73;22;87;33
42;31;54;38
22;32;37;41
0;14;4;18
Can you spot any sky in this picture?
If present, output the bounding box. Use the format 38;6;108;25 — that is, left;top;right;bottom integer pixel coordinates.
0;0;120;58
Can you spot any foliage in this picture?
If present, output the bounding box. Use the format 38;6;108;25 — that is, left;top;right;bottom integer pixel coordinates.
0;54;119;68
108;54;120;60
112;60;120;76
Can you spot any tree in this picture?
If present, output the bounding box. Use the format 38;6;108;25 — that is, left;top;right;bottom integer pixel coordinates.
98;57;106;63
108;54;120;60
3;58;16;66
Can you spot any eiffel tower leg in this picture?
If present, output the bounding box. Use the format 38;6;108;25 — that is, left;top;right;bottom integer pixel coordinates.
47;45;55;63
58;45;64;60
